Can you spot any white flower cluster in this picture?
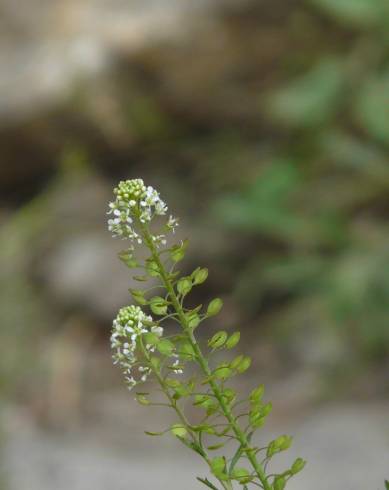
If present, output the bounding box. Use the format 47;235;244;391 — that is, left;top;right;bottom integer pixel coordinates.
111;305;163;391
107;179;178;243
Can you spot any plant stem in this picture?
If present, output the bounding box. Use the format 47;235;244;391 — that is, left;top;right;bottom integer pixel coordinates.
139;337;230;490
140;223;271;490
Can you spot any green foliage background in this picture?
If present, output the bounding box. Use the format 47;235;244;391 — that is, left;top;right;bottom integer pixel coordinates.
213;0;389;363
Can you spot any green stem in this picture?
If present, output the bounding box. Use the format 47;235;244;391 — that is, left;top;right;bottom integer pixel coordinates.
140;223;271;490
139;337;230;490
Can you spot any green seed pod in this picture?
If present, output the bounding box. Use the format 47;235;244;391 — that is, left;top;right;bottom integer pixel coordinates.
150;296;168;315
210;456;227;479
229;356;241;371
193;267;208;285
135;394;150;405
186;311;200;328
273;476;286;490
232;355;251;373
156;339;175;356
119;251;138;268
225;331;240;349
208;331;228;349
207;298;223;317
214;366;233;380
170;240;188;262
291;457;306;475
267;435;292;458
177;277;192;296
129;288;147;305
250;384;265;404
146;258;160;277
232;467;251;483
171;424;187;438
143;332;160;346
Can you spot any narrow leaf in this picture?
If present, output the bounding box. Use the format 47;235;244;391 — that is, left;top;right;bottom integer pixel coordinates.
196;478;219;490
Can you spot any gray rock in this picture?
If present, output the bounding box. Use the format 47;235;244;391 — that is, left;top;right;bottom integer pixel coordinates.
43;232;134;319
4;401;389;490
0;0;235;124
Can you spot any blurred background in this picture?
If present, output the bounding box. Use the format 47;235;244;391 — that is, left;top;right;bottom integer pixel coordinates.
1;0;389;489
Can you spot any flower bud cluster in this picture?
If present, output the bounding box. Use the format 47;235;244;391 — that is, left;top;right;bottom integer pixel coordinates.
111;305;163;391
107;178;177;243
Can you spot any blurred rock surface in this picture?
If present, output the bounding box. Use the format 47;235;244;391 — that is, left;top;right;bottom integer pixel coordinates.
0;0;237;123
4;400;389;490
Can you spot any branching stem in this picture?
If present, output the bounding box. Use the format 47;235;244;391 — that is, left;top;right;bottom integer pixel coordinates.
140;222;271;490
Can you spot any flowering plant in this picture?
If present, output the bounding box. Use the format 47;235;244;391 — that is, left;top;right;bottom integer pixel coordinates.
107;179;305;490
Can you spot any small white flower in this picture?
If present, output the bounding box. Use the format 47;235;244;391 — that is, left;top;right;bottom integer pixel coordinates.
172;359;183;375
151;326;163;337
111;305;162;389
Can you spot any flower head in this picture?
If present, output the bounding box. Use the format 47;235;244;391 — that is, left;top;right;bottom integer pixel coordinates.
111;305;163;391
107;179;173;243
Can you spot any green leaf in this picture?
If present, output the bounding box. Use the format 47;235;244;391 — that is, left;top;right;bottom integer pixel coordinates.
145;430;165;436
150;356;160;369
207;442;226;450
177;277;192;296
193;394;211;406
207;298;223;317
143;332;159;346
355;70;389;144
165;378;181;388
170;240;189;263
149;296;168;315
214;160;308;241
119;250;138;268
129;288;147;305
268;59;345;127
171;424;187;438
178;341;196;360
208;331;228;349
192;267;209;285
309;0;386;28
225;331;240;349
189;441;206;457
192;424;216;435
172;382;191;399
133;275;148;281
385;480;389;490
156;339;175;356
